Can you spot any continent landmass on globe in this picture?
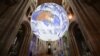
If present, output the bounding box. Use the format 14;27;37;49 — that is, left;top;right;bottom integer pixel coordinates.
37;11;53;22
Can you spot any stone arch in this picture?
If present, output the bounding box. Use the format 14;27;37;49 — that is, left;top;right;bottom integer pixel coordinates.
68;21;80;56
8;20;32;56
18;20;32;56
68;21;91;56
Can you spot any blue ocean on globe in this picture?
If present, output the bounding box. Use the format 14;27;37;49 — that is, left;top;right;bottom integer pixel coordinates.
31;3;69;41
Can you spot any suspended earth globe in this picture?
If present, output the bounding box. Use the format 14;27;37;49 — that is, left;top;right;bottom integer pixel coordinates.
31;3;69;41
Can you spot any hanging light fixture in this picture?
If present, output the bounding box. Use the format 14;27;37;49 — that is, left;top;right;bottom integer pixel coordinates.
68;13;73;19
31;3;69;41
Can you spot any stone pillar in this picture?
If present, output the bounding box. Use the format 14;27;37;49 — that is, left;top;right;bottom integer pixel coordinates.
0;0;32;56
68;0;100;56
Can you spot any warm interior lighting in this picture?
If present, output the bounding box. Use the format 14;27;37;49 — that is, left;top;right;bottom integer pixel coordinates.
68;14;73;19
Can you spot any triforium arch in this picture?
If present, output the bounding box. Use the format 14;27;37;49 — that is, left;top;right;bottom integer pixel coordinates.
18;20;32;56
8;20;32;56
68;21;92;56
68;22;80;56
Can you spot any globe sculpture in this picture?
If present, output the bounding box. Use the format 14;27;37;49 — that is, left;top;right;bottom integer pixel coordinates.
31;3;69;41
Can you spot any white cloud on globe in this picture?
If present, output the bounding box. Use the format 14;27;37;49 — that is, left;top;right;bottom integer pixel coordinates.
31;3;69;41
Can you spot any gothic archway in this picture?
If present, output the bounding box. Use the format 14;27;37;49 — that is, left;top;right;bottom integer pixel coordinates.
8;21;32;56
68;22;91;56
